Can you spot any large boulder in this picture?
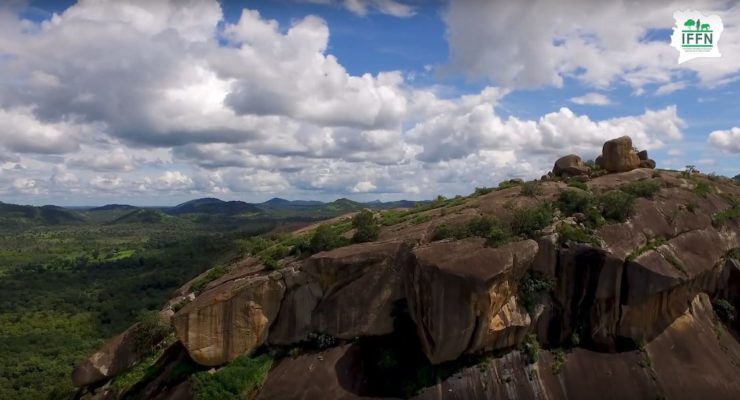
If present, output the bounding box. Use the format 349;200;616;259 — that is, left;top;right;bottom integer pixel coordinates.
301;240;409;339
405;238;538;363
172;271;286;366
553;154;589;177
72;322;165;387
640;159;656;169
601;136;641;172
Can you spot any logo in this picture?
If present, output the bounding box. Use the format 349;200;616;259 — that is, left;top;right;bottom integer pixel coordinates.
671;10;723;64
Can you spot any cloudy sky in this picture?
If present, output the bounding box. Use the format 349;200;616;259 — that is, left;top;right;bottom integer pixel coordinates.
0;0;738;206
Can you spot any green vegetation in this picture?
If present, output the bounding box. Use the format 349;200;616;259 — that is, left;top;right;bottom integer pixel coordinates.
190;265;230;295
713;299;736;323
638;345;652;369
498;180;522;190
552;348;566;375
620;180;661;199
134;310;173;348
191;354;273;400
557;224;600;247
352;210;380;243
522;334;540;364
728;248;740;260
306;332;338;350
520;181;543;197
627;238;667;261
686;201;698;213
557;190;592;215
713;206;740;228
309;224;346;253
567;180;588;191
472;186;494;196
431;215;512;247
510;204;553;239
519;272;553;314
693;180;713;198
598;190;635;222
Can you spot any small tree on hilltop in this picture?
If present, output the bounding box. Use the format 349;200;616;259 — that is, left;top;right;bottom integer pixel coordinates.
352;209;380;243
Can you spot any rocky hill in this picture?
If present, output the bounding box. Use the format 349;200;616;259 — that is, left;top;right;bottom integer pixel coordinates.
72;137;740;400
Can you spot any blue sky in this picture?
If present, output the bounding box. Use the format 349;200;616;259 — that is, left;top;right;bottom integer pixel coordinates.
0;0;738;206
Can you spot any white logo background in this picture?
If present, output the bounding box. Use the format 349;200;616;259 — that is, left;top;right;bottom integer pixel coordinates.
671;10;723;64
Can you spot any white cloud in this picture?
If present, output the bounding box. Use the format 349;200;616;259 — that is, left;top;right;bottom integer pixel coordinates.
654;81;686;96
303;0;415;17
708;127;740;152
570;93;612;105
444;0;740;90
351;180;377;193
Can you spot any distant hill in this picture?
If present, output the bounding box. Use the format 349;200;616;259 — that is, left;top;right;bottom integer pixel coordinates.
0;201;84;227
734;174;739;183
112;209;171;224
259;198;324;209
90;204;138;212
167;198;262;216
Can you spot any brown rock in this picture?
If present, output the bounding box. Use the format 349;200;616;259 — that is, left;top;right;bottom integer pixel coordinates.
72;322;164;387
268;265;322;344
595;155;603;169
639;159;656;169
601;136;641;172
302;240;409;339
637;150;649;161
553;154;589;177
405;239;538;363
172;271;286;366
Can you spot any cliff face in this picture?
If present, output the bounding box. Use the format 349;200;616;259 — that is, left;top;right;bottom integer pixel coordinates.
73;152;740;400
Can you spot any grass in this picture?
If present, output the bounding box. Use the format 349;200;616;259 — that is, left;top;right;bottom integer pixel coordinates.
566;180;588;191
557;224;600;247
520;181;543;197
627;238;667;261
191;354;273;400
693;180;714;198
620;180;661;199
713;207;740;228
190;265;230;295
551;348;566;375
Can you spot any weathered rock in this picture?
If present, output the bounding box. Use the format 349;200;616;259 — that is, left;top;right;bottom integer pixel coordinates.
302;240;409;339
637;150;648;161
72;322;165;387
268;265;322;344
601;136;641;173
639;159;656;169
405;239;538;363
257;344;370;400
172;271;286;366
595;155;603;169
553;154;589;177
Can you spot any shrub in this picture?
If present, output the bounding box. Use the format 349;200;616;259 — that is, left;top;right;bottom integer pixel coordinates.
552;349;566;375
557;224;600;247
522;334;540;364
520;272;553;314
473;186;494;196
713;299;736;323
191;355;273;400
309;224;343;253
556;190;593;215
498;180;522;190
621;180;661;199
172;298;191;313
306;332;337;350
627;238;667;261
431;224;455;241
567;180;588;191
431;215;512;246
134;310;171;348
728;248;740;260
510;204;553;238
191;265;229;294
713;207;740;228
598;190;635;222
520;181;543;197
693;180;713;198
352;210;380;243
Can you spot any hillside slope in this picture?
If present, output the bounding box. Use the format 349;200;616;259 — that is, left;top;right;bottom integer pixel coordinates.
72;137;740;400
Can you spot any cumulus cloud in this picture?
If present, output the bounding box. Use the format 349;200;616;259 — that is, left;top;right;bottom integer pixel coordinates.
708;127;740;153
570;93;612;105
444;0;740;90
0;1;703;204
303;0;415;17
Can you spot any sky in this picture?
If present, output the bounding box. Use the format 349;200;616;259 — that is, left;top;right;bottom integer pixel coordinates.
0;0;738;206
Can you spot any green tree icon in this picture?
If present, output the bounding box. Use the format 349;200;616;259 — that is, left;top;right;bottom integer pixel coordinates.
684;19;695;30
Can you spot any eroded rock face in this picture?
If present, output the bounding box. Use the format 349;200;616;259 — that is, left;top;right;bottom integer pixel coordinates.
302;240;409;339
553;154;589;177
72;323;159;387
405;239;538;363
172;272;286;366
601;136;641;172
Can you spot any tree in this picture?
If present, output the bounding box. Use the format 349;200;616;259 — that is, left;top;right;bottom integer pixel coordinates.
352;210;380;243
684;19;695;30
309;224;342;253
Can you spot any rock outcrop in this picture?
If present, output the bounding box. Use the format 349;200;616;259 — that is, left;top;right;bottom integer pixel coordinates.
552;154;589;177
600;136;641;172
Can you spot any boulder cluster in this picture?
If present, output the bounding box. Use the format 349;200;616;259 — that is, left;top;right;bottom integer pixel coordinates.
549;135;656;179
